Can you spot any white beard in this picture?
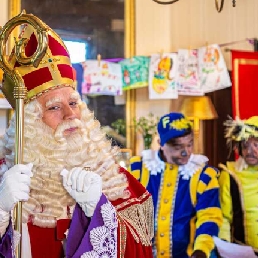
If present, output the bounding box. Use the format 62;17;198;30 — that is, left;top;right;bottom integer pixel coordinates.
0;99;129;227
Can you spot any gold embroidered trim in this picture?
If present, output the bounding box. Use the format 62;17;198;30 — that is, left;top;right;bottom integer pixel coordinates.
115;191;149;211
116;195;154;246
117;215;127;258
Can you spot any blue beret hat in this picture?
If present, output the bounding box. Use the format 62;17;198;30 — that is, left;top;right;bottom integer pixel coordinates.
157;112;193;146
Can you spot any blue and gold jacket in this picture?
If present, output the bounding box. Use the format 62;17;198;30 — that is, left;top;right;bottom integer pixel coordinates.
129;150;222;258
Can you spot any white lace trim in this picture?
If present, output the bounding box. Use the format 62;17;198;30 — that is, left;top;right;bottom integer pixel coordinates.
142;150;208;180
81;201;118;258
13;230;21;250
179;154;209;180
235;156;248;172
142;150;165;176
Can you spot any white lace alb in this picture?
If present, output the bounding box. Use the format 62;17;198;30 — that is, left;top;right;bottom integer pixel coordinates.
81;201;118;258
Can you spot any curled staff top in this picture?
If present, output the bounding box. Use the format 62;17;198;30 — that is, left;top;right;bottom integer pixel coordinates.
0;10;48;97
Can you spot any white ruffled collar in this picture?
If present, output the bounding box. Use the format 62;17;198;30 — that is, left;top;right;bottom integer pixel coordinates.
142;150;209;180
178;154;208;180
142;149;165;176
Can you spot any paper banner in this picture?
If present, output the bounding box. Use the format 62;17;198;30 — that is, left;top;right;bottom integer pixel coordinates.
214;237;257;258
148;53;178;99
119;56;150;90
176;49;203;96
81;60;123;96
198;44;231;93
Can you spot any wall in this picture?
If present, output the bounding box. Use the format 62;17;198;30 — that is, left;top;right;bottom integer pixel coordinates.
135;0;258;117
1;0;258;144
135;0;174;119
134;0;258;155
0;0;8;26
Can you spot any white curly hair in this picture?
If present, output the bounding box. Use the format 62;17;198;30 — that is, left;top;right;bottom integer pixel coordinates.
0;90;129;227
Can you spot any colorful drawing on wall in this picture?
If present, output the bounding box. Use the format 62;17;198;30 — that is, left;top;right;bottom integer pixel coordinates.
119;56;150;90
176;49;203;96
81;61;123;96
198;44;231;93
148;53;178;99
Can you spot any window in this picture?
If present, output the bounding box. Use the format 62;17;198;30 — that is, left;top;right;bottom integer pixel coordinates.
63;40;87;63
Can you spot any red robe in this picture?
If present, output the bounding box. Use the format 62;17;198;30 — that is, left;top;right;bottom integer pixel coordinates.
26;167;153;258
113;168;154;258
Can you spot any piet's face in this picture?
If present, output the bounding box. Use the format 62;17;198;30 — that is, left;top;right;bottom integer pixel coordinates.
241;137;258;166
37;87;81;135
160;133;194;165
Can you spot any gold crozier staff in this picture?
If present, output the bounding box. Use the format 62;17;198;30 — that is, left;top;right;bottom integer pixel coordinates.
0;10;48;258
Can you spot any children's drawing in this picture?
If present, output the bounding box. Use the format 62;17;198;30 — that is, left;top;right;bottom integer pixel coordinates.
149;53;178;99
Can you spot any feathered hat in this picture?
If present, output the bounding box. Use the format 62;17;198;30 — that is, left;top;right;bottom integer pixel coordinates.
1;14;75;108
157;112;193;146
224;116;258;145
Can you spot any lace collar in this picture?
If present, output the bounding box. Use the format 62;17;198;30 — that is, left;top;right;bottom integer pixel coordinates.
142;149;165;176
178;154;208;180
142;150;208;179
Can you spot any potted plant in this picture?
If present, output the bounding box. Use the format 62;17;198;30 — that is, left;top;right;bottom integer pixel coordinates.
133;113;159;150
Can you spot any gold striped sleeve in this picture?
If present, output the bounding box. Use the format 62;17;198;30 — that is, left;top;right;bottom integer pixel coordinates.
218;169;232;242
129;156;142;180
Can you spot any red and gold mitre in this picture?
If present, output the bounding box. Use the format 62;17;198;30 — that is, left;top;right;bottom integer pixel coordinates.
2;21;75;108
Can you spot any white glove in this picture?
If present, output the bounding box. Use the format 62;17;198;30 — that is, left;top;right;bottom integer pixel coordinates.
0;163;33;213
61;167;102;217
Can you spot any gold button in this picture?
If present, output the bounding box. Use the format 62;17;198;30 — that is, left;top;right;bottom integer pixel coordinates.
160;233;164;237
164;199;169;203
167;183;171;187
169;165;173;169
161;250;165;255
161;216;166;220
